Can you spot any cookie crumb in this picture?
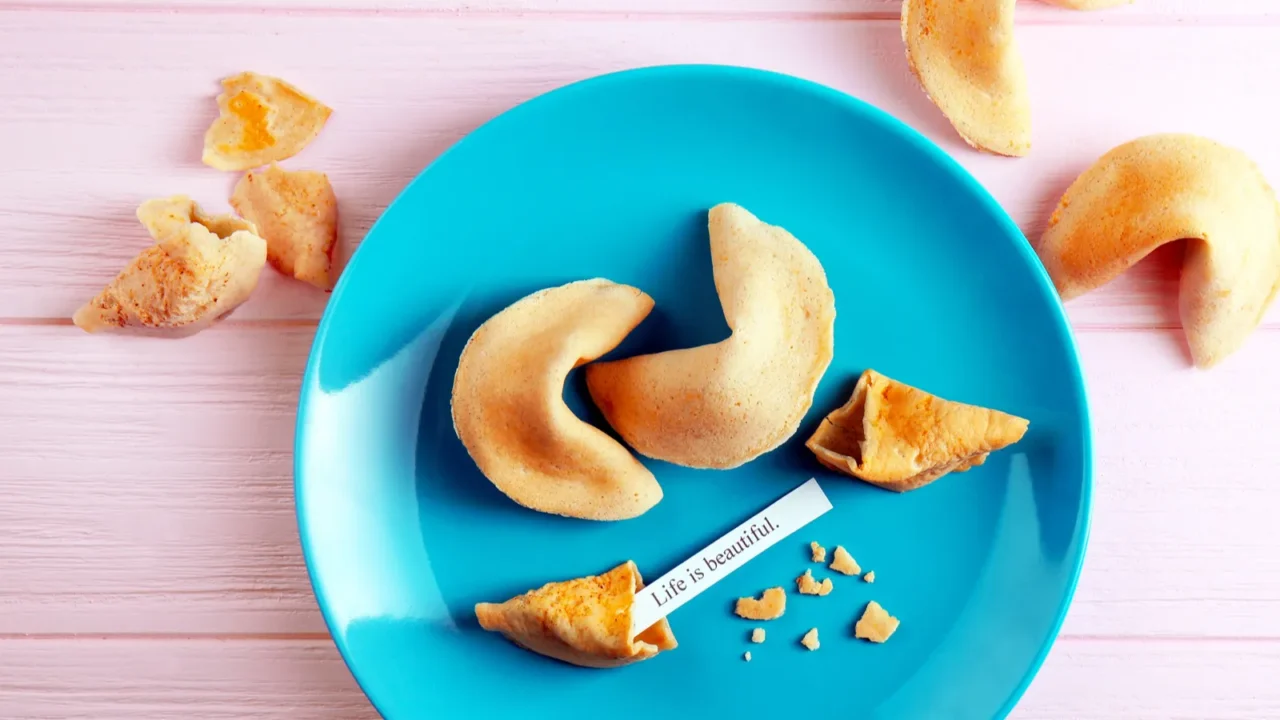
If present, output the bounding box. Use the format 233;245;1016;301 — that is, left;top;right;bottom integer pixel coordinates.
735;587;787;620
796;569;833;596
751;628;766;643
800;628;820;651
743;651;752;662
855;601;900;643
809;541;826;563
829;545;861;576
864;571;876;583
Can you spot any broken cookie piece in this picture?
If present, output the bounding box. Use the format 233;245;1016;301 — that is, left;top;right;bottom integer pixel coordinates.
806;369;1029;492
796;569;833;596
735;587;786;621
864;571;876;584
203;72;332;171
474;560;677;668
855;601;900;643
73;196;267;336
751;628;765;643
829;545;861;576
809;541;826;563
231;164;339;290
800;628;820;651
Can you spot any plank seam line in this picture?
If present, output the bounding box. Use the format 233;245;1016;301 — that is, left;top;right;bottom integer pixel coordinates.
0;5;892;18
1;632;1278;643
6;318;1280;334
0;318;320;329
0;632;334;641
0;4;1278;26
1058;634;1280;644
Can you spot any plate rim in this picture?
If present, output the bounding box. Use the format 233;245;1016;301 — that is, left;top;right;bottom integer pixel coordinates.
293;62;1095;720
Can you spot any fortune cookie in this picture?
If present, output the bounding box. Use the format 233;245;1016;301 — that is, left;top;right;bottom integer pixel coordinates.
230;164;339;290
902;0;1129;156
901;0;1031;156
806;369;1029;492
586;203;836;470
73;196;267;335
451;279;663;520
475;561;677;668
1037;134;1280;368
203;72;332;172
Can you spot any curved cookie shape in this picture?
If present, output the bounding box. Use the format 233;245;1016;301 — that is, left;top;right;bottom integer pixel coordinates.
1037;134;1280;368
203;72;332;172
451;279;662;520
475;560;677;668
586;203;836;470
806;369;1029;493
901;0;1030;157
230;164;339;290
73;196;267;335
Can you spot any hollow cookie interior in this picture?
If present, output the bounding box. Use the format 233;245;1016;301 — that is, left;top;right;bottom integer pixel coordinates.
806;369;1029;492
475;561;677;668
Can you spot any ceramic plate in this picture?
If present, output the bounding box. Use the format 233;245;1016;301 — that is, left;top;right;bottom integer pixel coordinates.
295;65;1092;719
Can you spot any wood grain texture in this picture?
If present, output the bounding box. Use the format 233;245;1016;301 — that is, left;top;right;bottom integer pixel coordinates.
3;13;1280;327
5;3;1280;718
1063;327;1280;638
4;324;1280;637
0;637;1275;719
1017;639;1280;719
9;1;1278;20
0;326;317;634
0;639;376;720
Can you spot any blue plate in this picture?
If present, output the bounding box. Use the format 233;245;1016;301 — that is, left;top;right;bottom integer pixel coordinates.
296;65;1092;720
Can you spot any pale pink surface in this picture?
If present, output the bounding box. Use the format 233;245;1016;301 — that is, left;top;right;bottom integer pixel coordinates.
2;1;1279;717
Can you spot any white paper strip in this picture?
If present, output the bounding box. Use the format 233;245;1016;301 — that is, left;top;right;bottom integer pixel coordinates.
630;478;833;636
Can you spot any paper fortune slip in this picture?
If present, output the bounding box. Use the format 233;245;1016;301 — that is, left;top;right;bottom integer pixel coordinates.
630;478;833;635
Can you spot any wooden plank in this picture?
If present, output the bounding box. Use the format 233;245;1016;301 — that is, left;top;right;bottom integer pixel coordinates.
1060;327;1280;638
0;637;1275;719
3;325;1280;636
0;326;318;635
1017;639;1280;719
8;1;1278;20
2;14;1280;326
0;639;376;720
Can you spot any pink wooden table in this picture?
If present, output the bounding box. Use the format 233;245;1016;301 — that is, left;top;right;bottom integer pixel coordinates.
4;0;1280;717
